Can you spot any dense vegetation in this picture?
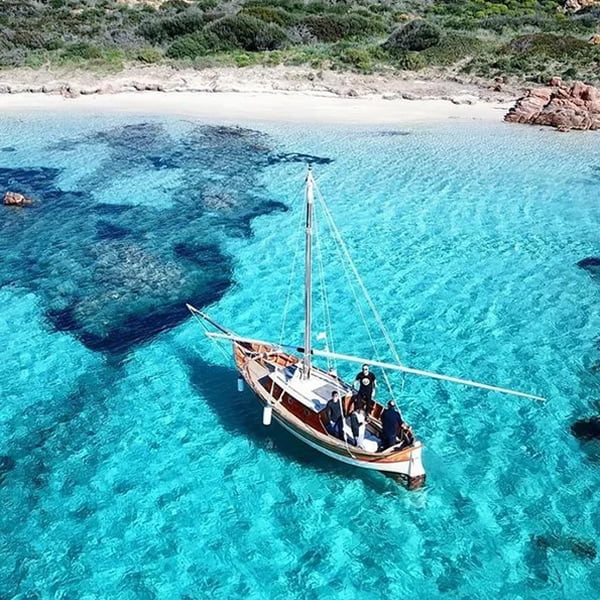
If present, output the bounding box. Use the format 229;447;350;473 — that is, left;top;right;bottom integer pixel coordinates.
1;0;599;83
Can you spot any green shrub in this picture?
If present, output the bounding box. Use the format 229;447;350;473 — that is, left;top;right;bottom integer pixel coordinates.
61;42;103;60
299;13;386;42
205;14;288;51
166;31;220;58
11;29;48;50
135;47;163;63
240;6;293;26
335;45;374;70
160;0;190;12
394;50;427;71
382;20;441;54
195;0;219;10
506;33;590;58
420;33;486;66
137;10;206;44
243;0;304;11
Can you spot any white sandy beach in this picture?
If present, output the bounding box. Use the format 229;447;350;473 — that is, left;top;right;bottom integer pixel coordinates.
0;90;512;125
0;65;515;125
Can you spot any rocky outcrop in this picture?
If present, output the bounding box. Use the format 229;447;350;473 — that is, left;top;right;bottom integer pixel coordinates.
3;191;34;206
561;0;599;12
505;79;600;131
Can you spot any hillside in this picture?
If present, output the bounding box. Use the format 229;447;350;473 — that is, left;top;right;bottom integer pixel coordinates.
0;0;599;85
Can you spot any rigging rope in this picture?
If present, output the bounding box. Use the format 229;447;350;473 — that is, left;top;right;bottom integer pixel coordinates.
313;179;402;400
315;183;403;366
278;180;307;346
313;203;337;373
189;310;232;363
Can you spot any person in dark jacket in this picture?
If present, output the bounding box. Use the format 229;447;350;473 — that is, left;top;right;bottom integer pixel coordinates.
325;390;344;439
354;364;376;415
380;400;403;450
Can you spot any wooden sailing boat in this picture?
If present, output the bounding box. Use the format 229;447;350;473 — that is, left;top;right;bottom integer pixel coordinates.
188;167;543;489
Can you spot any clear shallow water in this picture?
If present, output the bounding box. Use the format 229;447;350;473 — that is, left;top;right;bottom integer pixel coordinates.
1;112;599;599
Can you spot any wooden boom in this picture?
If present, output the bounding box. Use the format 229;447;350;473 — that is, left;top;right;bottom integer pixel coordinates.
203;330;545;402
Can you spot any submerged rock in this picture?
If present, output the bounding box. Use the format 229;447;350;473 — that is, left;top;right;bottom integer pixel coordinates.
533;533;597;559
505;79;600;131
571;416;600;440
577;257;600;269
3;191;34;206
0;122;309;354
0;455;16;484
577;256;600;279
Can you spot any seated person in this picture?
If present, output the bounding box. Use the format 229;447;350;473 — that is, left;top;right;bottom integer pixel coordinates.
397;423;415;449
349;406;367;448
324;390;344;439
379;400;403;451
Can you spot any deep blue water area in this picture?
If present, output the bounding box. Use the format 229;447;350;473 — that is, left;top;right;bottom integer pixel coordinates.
1;111;600;599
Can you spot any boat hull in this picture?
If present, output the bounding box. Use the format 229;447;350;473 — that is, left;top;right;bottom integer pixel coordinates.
233;341;426;489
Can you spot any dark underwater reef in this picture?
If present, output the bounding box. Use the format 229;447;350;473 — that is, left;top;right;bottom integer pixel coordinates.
572;257;600;442
577;256;600;279
571;417;600;441
0;122;331;354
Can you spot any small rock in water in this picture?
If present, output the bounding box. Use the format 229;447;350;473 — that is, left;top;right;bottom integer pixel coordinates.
3;191;34;206
571;416;600;441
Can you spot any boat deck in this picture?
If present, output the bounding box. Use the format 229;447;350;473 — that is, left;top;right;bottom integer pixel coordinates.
267;362;380;452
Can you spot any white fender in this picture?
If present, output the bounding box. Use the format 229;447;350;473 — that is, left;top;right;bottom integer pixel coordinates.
262;405;273;426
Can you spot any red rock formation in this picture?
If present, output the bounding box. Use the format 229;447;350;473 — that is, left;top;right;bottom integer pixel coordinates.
3;191;34;206
504;79;600;131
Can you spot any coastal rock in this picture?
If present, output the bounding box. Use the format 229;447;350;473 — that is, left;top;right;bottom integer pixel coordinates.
60;85;80;99
562;0;599;11
3;191;34;206
505;79;600;131
571;416;600;440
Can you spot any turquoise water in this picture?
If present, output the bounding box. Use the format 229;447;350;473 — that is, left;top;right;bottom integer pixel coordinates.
1;112;599;599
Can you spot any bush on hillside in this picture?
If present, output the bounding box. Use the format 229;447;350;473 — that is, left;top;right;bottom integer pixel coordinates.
299;13;386;42
506;33;590;57
382;20;441;53
160;0;190;12
61;41;103;60
205;14;288;51
166;31;220;58
419;33;486;66
240;6;294;26
137;10;206;44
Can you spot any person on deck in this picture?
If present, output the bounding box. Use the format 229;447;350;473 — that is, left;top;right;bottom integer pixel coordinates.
325;390;344;440
397;422;415;449
354;364;376;415
380;400;403;451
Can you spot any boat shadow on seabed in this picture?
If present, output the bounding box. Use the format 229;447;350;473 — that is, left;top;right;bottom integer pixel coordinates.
182;353;403;494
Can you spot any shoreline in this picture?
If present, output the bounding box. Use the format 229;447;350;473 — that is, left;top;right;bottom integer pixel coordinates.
0;90;512;125
0;64;515;125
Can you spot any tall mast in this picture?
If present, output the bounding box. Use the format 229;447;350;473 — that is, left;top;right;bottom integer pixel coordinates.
303;166;314;379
